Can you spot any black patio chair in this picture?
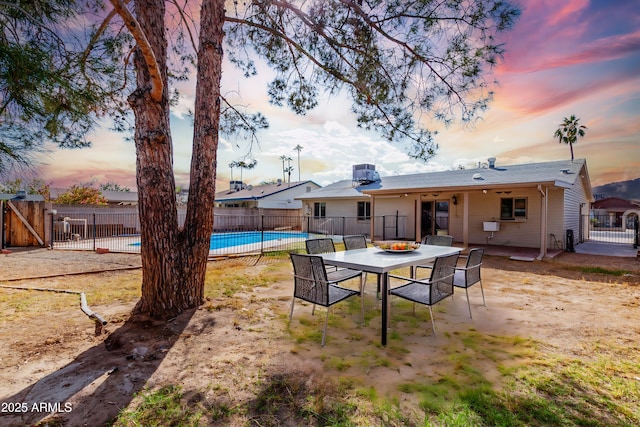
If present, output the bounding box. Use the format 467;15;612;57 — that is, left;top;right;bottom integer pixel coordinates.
305;238;340;272
305;238;337;254
289;253;364;346
343;234;369;292
414;234;454;277
389;252;459;335
453;248;486;318
343;235;368;250
422;234;454;246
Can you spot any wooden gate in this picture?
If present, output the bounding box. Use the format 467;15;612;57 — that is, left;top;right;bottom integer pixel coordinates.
2;200;46;247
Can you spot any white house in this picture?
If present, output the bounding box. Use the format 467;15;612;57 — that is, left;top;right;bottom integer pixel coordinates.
297;159;593;259
214;180;321;209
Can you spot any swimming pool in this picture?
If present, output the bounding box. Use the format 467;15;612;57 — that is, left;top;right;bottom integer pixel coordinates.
208;231;309;250
129;230;309;250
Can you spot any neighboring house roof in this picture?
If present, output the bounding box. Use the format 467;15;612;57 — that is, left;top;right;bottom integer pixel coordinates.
298;159;592;200
49;188;138;204
49;188;64;200
592;197;640;211
0;193;45;202
295;179;369;200
100;190;138;204
215;180;320;202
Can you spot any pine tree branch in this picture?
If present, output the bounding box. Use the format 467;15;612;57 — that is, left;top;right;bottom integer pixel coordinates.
108;0;163;102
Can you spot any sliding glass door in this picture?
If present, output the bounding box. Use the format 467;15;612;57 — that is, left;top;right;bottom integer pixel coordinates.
421;201;450;238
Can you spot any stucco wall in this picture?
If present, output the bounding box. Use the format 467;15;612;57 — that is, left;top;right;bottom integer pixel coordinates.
546;187;566;250
462;189;543;248
258;183;320;209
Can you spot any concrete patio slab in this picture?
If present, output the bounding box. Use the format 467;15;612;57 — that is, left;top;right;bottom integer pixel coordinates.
575;241;638;258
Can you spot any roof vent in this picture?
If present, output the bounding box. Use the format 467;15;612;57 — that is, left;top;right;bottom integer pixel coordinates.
560;169;570;174
488;157;496;168
472;173;483;180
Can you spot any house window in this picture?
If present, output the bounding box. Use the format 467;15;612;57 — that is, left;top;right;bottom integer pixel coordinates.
357;201;371;220
500;198;527;220
313;202;326;218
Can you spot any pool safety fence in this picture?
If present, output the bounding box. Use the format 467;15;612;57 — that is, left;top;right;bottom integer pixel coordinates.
50;212;409;255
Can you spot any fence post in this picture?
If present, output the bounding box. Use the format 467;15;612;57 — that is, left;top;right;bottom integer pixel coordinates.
395;210;399;238
50;211;55;249
382;215;386;240
261;215;264;254
0;200;4;249
92;213;96;251
634;216;638;249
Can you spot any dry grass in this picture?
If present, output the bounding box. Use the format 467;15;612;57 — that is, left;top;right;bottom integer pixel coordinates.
0;250;639;426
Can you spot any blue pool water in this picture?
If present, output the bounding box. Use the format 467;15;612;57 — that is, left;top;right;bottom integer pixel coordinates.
130;231;308;250
208;231;308;249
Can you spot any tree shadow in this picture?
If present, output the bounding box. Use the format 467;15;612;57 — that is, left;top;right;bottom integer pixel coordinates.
0;309;198;426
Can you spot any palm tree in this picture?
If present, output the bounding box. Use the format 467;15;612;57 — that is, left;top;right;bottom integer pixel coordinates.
554;115;587;160
294;144;303;181
279;154;290;182
228;161;238;182
284;156;293;184
284;165;294;184
236;158;257;183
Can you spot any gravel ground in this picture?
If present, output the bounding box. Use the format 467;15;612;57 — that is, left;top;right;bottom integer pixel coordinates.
0;248;142;281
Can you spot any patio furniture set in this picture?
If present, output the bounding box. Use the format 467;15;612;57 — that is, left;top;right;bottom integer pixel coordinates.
289;235;487;346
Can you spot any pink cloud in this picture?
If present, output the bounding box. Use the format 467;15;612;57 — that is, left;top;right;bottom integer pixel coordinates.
497;1;640;75
535;32;640;70
509;75;628;116
546;0;590;27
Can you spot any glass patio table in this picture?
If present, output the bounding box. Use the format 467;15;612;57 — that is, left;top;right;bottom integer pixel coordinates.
320;244;461;345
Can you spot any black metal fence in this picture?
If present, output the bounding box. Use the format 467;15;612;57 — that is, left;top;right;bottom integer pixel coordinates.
582;214;639;247
50;212;409;255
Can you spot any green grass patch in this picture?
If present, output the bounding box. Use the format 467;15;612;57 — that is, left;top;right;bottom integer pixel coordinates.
249;371;357;426
570;266;632;276
113;385;204;426
203;261;282;298
390;330;640;427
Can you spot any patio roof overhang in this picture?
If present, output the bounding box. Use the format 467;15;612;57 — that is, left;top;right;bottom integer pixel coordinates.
361;180;560;196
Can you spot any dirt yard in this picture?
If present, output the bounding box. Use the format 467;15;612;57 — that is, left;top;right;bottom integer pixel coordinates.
0;248;638;426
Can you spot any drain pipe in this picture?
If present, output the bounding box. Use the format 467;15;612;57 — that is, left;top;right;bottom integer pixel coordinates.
537;185;548;260
0;285;107;332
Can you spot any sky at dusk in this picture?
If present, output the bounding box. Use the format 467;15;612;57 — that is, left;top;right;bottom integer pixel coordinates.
34;0;640;191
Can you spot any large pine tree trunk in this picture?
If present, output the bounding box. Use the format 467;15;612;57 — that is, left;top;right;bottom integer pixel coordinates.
129;0;224;319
